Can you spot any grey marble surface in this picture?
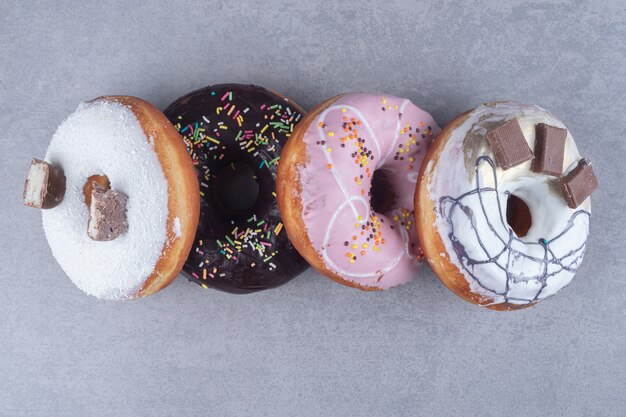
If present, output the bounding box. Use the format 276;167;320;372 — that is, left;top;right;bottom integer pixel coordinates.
1;1;625;416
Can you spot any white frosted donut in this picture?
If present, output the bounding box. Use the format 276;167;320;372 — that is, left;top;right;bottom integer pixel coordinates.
416;102;591;310
42;96;199;300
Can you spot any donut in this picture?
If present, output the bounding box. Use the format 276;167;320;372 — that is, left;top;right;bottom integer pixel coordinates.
164;84;309;293
277;93;441;290
416;101;597;310
34;96;199;300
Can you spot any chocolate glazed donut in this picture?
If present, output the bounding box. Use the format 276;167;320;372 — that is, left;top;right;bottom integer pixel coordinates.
164;84;309;293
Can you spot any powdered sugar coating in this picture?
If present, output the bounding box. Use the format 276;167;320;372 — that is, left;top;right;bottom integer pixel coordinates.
43;99;169;300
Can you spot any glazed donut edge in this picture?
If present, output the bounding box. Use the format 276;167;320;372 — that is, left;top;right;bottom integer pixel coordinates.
164;84;310;294
277;94;381;291
102;96;200;299
416;102;591;311
415;108;529;310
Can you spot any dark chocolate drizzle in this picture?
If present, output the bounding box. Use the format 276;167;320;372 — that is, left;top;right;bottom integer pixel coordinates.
437;156;590;305
164;84;308;294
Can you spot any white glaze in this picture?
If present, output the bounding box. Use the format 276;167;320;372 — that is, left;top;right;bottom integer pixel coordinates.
43;99;170;300
425;102;590;305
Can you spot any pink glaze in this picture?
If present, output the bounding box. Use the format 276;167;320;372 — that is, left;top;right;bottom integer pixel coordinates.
297;93;440;289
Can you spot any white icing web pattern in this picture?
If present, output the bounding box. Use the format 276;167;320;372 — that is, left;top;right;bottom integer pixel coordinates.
437;156;590;305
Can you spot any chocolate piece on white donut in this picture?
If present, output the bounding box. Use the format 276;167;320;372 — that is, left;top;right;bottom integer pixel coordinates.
532;123;567;176
23;158;66;209
87;183;129;241
559;158;598;208
485;118;534;170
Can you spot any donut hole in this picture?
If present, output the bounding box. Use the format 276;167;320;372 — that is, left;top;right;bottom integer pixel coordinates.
370;169;396;214
83;174;110;206
506;194;532;238
214;162;260;215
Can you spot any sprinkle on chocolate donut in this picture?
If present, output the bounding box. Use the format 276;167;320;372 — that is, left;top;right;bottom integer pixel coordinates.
164;84;309;294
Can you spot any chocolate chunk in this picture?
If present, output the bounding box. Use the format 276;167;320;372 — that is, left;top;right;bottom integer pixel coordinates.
532;123;567;176
23;158;66;209
559;159;598;208
87;183;129;241
485;118;534;170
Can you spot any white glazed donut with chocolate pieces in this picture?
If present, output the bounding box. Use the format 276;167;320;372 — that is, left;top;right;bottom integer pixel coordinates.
35;96;199;300
416;101;597;310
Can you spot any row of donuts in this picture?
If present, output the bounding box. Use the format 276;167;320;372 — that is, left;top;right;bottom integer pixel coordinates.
23;84;597;310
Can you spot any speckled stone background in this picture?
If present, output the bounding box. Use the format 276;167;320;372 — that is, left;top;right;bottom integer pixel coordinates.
1;1;624;416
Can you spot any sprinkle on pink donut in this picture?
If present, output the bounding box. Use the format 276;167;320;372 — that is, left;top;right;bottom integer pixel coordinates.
297;93;440;289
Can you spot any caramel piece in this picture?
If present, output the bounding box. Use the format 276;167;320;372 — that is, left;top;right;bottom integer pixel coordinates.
83;174;111;206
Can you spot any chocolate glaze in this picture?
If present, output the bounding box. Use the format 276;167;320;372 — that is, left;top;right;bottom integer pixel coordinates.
164;84;309;293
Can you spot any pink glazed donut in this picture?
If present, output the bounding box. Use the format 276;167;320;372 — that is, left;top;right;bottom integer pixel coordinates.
277;93;440;290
